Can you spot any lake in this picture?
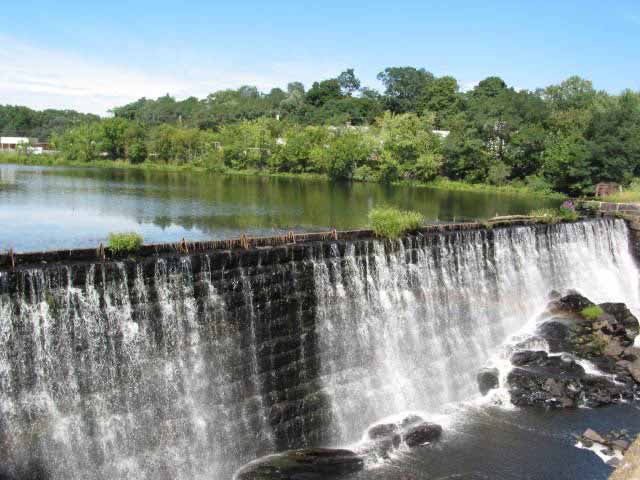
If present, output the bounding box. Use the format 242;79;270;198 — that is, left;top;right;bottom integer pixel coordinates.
0;163;560;252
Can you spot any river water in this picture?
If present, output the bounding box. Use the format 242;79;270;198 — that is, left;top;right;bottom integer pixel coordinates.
0;163;559;252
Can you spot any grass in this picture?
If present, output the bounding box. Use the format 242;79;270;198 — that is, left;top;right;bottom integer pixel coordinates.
369;206;423;238
108;232;143;254
528;206;579;223
581;305;604;321
601;179;640;203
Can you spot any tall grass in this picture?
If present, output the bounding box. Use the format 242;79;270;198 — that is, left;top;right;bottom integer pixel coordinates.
369;207;423;238
108;232;143;254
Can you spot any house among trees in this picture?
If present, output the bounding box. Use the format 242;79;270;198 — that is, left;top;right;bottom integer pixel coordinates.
0;137;30;150
595;182;622;197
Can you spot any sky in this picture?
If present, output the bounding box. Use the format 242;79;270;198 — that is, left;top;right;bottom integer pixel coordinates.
1;0;639;115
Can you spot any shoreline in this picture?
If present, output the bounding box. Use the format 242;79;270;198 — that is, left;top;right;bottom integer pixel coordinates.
0;154;566;200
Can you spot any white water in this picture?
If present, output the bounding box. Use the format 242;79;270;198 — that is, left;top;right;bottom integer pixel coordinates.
0;219;637;478
313;219;639;444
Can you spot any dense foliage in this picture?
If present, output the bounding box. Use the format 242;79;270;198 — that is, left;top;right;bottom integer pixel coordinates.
0;105;99;139
9;68;640;195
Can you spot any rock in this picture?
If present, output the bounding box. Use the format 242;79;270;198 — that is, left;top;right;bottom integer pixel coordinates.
599;303;639;339
477;368;499;395
538;321;571;353
400;415;424;428
549;290;562;300
367;423;401;450
612;439;630;452
583;428;606;444
234;448;364;480
403;422;443;447
547;292;594;316
628;361;640;383
607;458;622;468
368;423;398;440
511;350;549;367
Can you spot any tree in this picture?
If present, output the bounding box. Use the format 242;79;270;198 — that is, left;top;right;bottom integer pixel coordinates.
540;76;596;111
419;76;462;128
305;79;343;107
377;67;434;113
337;69;361;96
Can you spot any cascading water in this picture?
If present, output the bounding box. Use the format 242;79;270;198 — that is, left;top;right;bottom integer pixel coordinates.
313;219;639;444
0;218;637;479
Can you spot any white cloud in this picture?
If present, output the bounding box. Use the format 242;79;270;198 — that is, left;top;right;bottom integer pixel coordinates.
0;35;343;115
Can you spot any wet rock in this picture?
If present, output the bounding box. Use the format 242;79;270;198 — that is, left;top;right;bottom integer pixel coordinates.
477;368;499;395
400;415;424;428
511;350;549;367
599;303;639;339
547;291;594;316
537;321;571;352
583;428;606;444
367;423;401;451
403;422;443;447
612;439;630;452
234;448;364;480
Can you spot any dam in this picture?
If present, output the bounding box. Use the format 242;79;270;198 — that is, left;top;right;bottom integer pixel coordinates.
0;217;638;479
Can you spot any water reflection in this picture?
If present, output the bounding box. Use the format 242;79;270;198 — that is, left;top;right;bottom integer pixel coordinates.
0;164;560;252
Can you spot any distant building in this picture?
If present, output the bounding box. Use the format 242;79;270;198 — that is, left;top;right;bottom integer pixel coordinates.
595;182;621;197
0;137;30;150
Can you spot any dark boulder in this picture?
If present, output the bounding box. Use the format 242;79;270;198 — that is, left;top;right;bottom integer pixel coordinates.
368;423;398;440
400;415;424;428
537;320;571;353
403;422;443;447
599;303;639;339
507;349;633;408
477;368;499;395
367;423;401;451
547;291;594;316
234;448;364;480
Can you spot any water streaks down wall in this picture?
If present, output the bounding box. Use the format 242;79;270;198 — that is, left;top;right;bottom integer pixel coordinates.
0;219;637;479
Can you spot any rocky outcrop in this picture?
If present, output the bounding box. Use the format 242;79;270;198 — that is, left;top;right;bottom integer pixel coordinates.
233;448;364;480
507;291;640;409
477;368;499;396
403;422;443;447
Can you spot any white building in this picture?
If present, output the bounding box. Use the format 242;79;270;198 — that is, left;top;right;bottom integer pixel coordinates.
0;137;30;150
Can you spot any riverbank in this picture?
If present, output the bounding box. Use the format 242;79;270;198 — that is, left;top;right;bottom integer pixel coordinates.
610;436;640;480
0;153;566;199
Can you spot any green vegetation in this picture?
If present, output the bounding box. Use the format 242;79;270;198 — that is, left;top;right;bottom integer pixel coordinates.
108;232;143;254
4;69;640;196
581;305;604;321
0;105;98;139
601;179;640;203
369;207;423;238
529;204;579;223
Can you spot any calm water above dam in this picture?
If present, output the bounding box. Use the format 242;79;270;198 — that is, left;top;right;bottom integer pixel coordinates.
0;163;560;252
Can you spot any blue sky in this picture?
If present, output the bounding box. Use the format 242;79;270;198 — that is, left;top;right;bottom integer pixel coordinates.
1;0;639;114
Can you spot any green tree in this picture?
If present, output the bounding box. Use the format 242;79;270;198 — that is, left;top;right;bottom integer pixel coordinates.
377;67;434;113
337;69;361;96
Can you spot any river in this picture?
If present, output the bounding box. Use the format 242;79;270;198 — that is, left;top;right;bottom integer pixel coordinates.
0;163;559;252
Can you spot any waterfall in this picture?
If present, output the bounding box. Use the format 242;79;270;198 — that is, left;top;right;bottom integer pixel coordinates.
0;257;276;480
312;219;639;443
0;218;637;478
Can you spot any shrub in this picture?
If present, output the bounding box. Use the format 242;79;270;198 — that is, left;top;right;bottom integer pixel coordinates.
108;232;143;254
529;208;560;224
580;305;604;321
369;207;423;238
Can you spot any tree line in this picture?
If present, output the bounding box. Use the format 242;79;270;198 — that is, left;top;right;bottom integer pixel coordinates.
7;67;640;195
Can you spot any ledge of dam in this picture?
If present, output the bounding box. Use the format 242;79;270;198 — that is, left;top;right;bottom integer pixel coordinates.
0;217;590;272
